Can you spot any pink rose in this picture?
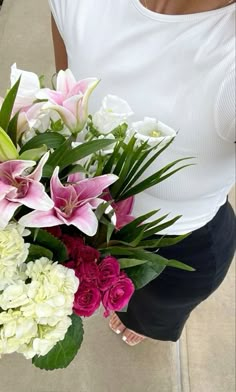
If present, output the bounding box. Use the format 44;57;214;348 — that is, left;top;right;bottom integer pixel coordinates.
76;245;100;264
98;256;120;291
73;282;101;317
102;273;135;317
77;260;99;284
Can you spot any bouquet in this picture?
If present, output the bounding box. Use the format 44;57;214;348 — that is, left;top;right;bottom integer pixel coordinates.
0;65;194;370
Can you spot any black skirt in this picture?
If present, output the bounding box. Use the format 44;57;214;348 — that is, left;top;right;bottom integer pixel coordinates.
116;200;236;341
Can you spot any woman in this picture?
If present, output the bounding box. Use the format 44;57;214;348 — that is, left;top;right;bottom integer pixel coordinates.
48;0;236;346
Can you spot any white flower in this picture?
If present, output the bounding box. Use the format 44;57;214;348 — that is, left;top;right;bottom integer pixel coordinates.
18;317;72;359
0;258;79;359
0;223;30;290
0;281;29;310
97;134;116;155
131;117;176;146
93;95;133;134
0;310;38;354
21;258;79;326
10;63;40;110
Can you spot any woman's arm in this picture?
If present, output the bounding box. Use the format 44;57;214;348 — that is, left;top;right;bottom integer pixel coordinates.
51;13;68;72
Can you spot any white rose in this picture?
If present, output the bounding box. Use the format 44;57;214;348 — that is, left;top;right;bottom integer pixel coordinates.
131;117;176;146
93;95;133;134
0;223;30;290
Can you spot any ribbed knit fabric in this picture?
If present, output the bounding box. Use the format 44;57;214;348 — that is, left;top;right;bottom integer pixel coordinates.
49;0;235;234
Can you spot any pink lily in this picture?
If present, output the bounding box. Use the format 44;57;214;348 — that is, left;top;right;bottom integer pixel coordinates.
37;69;99;133
19;168;118;236
103;191;135;229
0;152;53;229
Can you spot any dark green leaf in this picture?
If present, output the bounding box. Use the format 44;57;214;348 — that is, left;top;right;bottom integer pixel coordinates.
26;244;53;262
118;258;149;268
7;111;20;145
20;133;66;153
125;263;163;289
0;77;21;132
29;229;68;262
59;139;116;170
32;314;84;370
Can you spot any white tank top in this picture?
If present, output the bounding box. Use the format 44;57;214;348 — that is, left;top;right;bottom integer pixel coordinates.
49;0;235;234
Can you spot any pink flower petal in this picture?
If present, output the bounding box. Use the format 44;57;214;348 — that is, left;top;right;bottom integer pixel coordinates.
50;167;77;209
36;88;64;105
0;160;35;178
67;204;98;236
67;78;98;98
19;180;54;211
19;209;62;228
45;104;77;129
0;199;21;229
27;151;50;182
116;196;134;215
73;174;118;201
63;94;83;117
57;69;77;95
0;181;15;200
67;172;85;183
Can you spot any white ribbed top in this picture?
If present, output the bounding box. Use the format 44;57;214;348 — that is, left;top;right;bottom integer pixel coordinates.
49;0;235;234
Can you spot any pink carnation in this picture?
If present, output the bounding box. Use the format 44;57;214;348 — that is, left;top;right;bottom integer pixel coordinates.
77;260;99;284
98;256;120;292
73;282;101;317
76;245;100;264
102;273;135;317
62;234;85;259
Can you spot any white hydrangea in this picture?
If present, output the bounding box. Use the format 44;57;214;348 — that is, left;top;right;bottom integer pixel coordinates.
0;309;38;354
0;257;79;359
18;317;72;359
0;223;30;290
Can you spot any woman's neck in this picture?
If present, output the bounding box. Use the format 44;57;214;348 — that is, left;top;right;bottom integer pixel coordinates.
143;0;234;14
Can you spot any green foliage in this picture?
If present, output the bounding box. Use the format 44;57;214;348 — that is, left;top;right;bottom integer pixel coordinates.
0;77;21;133
29;229;68;263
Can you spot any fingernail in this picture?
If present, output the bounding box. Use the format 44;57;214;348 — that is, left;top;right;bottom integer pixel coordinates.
116;329;121;334
122;336;127;341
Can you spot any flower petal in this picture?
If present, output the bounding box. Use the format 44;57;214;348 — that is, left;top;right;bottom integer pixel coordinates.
10;63;40;109
67;204;98;236
0;159;35;179
57;69;77;95
19;180;54;211
74;174;118;201
0;199;21;229
26;151;50;182
50;167;77;209
19;209;62;228
43;103;77;130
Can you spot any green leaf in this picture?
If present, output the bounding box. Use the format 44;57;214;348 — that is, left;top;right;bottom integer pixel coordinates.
0;77;21;132
59;139;116;170
107;223;115;244
139;233;190;249
29;229;68;262
27;244;53;262
166;259;195;272
7;111;20;145
19;145;48;161
43;137;72;177
32;314;84;370
121;138;174;194
125;263;163;290
116;210;160;240
119;158;194;200
118;258;149;268
0;127;19;161
20;132;66;154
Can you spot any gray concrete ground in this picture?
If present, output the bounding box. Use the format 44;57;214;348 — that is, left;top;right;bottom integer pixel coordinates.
0;1;235;391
